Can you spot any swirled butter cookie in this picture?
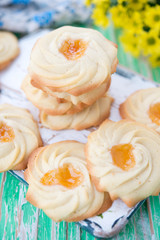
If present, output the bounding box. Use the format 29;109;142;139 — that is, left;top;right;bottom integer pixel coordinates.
33;78;110;107
29;26;118;96
24;141;112;222
0;104;42;172
21;75;86;115
40;95;113;130
0;32;20;70
86;120;160;207
120;88;160;134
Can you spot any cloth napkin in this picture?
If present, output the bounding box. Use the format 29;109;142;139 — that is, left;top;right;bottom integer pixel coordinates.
0;0;91;32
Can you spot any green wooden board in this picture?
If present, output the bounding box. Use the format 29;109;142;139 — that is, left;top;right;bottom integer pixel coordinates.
0;23;160;239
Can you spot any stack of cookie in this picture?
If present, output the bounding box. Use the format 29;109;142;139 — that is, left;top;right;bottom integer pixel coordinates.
22;26;118;130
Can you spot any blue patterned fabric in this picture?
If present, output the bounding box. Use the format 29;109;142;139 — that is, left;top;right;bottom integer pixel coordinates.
0;0;91;32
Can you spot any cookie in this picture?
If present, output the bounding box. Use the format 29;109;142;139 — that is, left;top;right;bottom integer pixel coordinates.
40;94;114;130
21;75;87;115
24;141;112;222
120;88;160;134
86;120;160;207
0;104;42;172
33;77;111;107
28;26;118;96
0;31;20;70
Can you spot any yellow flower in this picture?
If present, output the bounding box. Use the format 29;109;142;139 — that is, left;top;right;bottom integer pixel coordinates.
140;29;160;56
91;7;109;27
123;11;143;32
92;0;110;5
144;5;160;30
110;5;129;28
85;0;160;67
111;5;143;30
149;48;160;67
85;0;92;7
118;0;148;10
120;30;141;57
86;0;110;9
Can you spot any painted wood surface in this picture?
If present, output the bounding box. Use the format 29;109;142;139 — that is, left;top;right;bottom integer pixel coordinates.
0;23;160;240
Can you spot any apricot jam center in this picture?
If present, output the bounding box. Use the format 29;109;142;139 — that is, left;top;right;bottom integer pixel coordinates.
110;143;135;171
59;39;87;60
40;164;83;188
148;102;160;125
0;122;15;143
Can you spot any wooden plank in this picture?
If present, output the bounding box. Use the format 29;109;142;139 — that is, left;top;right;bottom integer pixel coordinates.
0;173;7;240
147;199;155;239
0;173;39;240
137;61;153;80
53;221;67;240
0;172;19;240
93;23;114;42
114;29;130;68
139;201;152;240
148;196;160;240
0;173;5;222
133;203;150;240
58;221;67;240
118;217;135;240
80;228;95;240
17;185;39;240
116;202;152;240
151;68;160;83
116;201;152;240
37;210;52;240
0;173;4;187
80;228;87;239
67;222;80;240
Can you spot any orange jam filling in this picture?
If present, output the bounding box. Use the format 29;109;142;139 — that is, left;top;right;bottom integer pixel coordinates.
0;122;15;143
110;143;135;171
40;164;83;188
59;39;88;60
148;102;160;125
